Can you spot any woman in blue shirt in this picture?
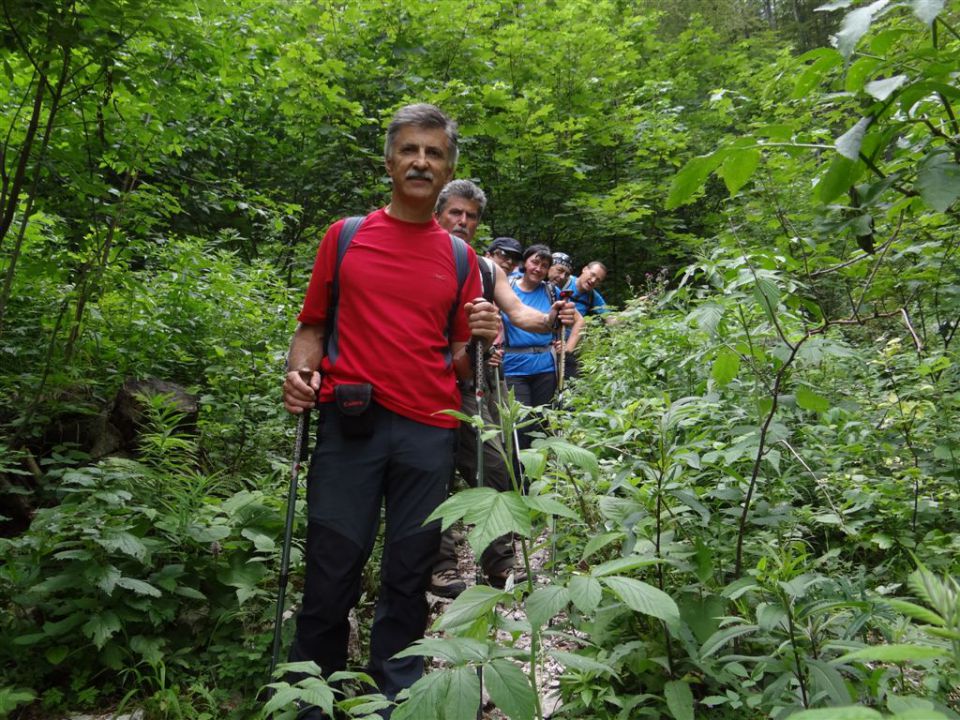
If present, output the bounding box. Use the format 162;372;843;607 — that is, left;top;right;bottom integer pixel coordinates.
502;244;573;448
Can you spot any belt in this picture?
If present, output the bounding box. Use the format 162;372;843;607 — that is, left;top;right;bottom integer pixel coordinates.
504;345;551;355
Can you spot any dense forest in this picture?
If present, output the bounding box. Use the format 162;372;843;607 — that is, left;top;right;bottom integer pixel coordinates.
1;0;959;718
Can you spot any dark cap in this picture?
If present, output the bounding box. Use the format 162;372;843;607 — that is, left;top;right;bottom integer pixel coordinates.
487;236;522;257
551;252;573;270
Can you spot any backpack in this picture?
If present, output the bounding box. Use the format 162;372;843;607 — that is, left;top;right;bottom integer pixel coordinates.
478;256;496;303
325;216;470;365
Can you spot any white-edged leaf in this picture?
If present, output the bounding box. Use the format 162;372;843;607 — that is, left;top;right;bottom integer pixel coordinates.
865;74;907;100
835;116;872;160
912;0;945;24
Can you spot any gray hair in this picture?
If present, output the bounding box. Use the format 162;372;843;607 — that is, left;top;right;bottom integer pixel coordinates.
384;103;459;168
436;179;487;216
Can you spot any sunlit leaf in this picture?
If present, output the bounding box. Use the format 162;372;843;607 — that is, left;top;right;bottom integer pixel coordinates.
836;0;890;60
600;576;680;625
485;659;536;720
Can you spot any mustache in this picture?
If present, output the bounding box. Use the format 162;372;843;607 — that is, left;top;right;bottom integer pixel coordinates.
406;170;433;181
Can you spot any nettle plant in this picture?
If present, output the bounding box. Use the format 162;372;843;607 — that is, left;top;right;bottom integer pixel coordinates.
0;394;288;713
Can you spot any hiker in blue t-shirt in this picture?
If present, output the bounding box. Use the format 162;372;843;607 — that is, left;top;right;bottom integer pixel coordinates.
503;244;583;449
568;261;609;317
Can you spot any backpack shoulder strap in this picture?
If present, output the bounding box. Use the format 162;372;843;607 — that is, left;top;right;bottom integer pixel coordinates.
325;215;365;364
443;234;471;365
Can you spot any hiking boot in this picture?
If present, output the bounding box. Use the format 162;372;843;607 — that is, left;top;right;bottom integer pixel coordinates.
430;568;466;599
487;567;531;590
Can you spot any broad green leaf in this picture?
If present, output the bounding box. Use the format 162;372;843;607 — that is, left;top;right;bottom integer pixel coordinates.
94;565;122;595
116;576;162;597
434;585;506;631
548;650;618;676
262;686;308;716
130;635;164;664
699;624;759;659
837;644;949;663
836;0;890;60
600;576;680;625
753;276;780;322
523;494;579;521
791;49;843;99
394;637;488;664
666;151;727;209
718;148;760;195
711;347;740;387
687;303;723;334
789;708;882;720
796;386;830;412
590;556;660;578
241;528;276;552
664;680;694;720
0;689;36;716
95;531;148;561
427;488;531;559
568;575;603;614
525;586;570;630
45;646;69;665
485;659;536;720
392;670;447;720
532;437;599;480
818;155;861;203
445;666;482;720
865;74;907;100
916;151;960;213
520;449;547;481
82;611;122;649
807;658;853;705
885;599;944;626
835;116;872;160
582;531;624;560
912;0;945;24
297;679;336;717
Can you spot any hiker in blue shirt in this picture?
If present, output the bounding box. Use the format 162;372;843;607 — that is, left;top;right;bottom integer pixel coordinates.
568;261;609;317
503;244;583;449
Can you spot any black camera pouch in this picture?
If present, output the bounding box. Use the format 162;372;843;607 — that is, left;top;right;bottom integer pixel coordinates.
335;383;374;438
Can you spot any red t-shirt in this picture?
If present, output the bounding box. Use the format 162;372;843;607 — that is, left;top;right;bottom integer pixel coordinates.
298;208;482;428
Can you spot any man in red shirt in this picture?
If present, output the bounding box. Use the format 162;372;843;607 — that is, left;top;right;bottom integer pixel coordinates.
282;104;499;716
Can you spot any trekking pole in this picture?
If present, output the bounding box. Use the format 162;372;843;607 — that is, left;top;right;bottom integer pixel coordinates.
554;290;574;403
269;372;314;682
473;340;487;720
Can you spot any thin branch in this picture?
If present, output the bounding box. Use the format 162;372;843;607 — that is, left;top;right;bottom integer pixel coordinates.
780;439;843;523
901;308;924;354
852;212;905;317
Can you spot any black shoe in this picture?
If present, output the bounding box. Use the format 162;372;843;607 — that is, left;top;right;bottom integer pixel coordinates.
430;568;467;598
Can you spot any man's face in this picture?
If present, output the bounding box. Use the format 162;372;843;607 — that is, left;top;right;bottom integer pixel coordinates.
385;126;453;207
523;254;551;284
487;248;521;275
436;196;481;243
577;264;607;293
548;264;571;285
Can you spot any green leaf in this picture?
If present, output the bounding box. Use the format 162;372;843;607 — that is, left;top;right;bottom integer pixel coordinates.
262;686;306;716
568;575;603;614
548;650;618;676
796;386;830;412
835;116;872;161
394;637;488;664
434;585;507;631
664;680;694;720
718;148;760;195
789;708;882;720
427;488;531;559
600;576;680;625
45;646;69;665
818;155;861;203
532;437;600;480
82;611;122;649
523;494;579;521
753;276;780;322
885;599;944;626
916;150;960;213
297;679;336;717
116;576;162;597
836;644;949;663
485;659;536;720
241;528;276;552
590;556;661;578
392;669;447;720
699;624;759;659
711;347;740;387
581;531;623;560
0;688;36;716
96;531;148;561
912;0;945;24
666;151;727;209
445;666;482;720
525;586;570;630
807;658;853;705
